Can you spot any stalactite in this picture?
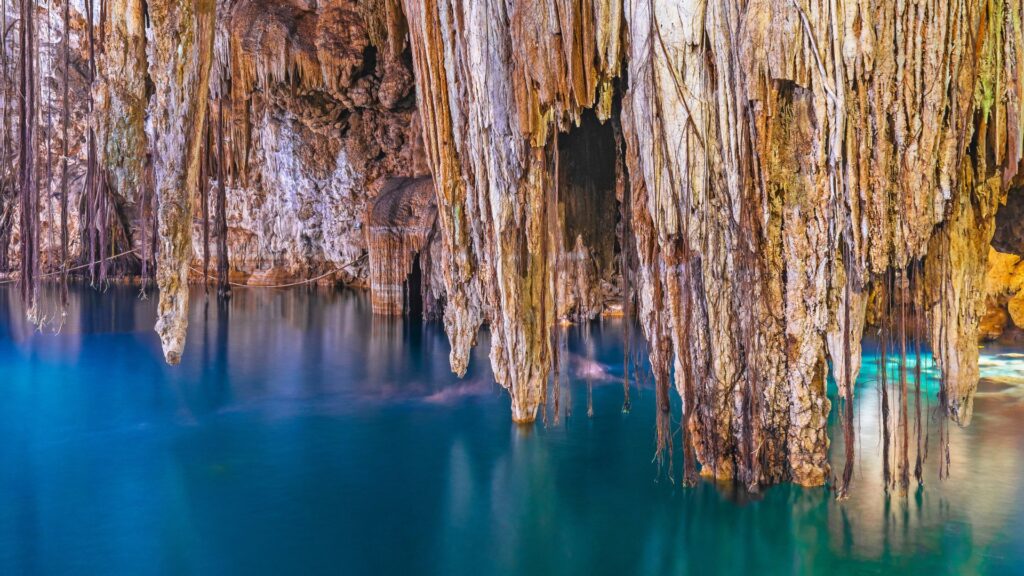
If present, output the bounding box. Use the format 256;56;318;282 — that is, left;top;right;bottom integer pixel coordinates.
829;229;868;496
59;0;69;303
139;153;150;291
42;0;55;282
83;0;94;280
216;98;230;297
201;116;211;289
2;0;1013;496
621;101;675;478
0;0;12;273
839;253;855;498
405;0;566;423
29;0;40;296
18;0;39;313
149;0;216;364
140;147;157;291
622;0;1020;488
924;167;1004;425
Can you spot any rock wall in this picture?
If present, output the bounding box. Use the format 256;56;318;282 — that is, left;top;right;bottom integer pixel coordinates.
1;0;427;286
365;175;439;316
214;0;428;284
983;248;1024;339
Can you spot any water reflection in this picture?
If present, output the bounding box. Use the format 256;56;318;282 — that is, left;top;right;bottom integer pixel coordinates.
0;285;1022;575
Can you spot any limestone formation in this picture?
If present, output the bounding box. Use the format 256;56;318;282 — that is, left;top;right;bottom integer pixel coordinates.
984;248;1024;337
994;189;1024;256
217;0;425;282
93;0;148;277
365;176;438;316
149;0;216;364
4;0;1024;493
403;0;1024;487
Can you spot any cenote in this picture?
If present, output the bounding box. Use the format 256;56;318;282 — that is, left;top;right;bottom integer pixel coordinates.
5;0;1024;573
1;285;1023;575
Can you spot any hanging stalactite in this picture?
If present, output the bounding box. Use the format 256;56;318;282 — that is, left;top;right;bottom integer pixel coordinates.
18;0;39;314
215;97;230;297
58;0;70;305
0;0;13;274
398;0;1024;491
149;0;216;364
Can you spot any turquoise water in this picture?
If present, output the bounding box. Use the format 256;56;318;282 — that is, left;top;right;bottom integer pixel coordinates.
1;285;1023;575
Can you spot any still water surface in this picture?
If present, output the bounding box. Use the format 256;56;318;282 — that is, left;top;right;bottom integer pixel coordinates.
1;285;1023;575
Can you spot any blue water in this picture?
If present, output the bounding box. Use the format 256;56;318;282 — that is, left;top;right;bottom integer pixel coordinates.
1;285;1023;575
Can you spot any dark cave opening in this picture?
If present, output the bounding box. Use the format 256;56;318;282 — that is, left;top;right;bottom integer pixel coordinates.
993;187;1024;256
406;252;424;321
556;109;620;276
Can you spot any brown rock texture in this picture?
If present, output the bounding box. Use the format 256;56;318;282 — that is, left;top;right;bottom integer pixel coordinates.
993;188;1024;255
93;0;149;274
149;0;216;364
985;248;1024;336
365;176;438;316
402;0;1024;487
218;0;425;282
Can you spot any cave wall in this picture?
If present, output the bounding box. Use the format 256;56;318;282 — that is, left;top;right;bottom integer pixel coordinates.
982;248;1024;339
215;0;428;284
0;0;92;276
0;0;428;286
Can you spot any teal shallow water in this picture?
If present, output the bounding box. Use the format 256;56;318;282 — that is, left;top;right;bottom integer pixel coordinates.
1;285;1023;575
